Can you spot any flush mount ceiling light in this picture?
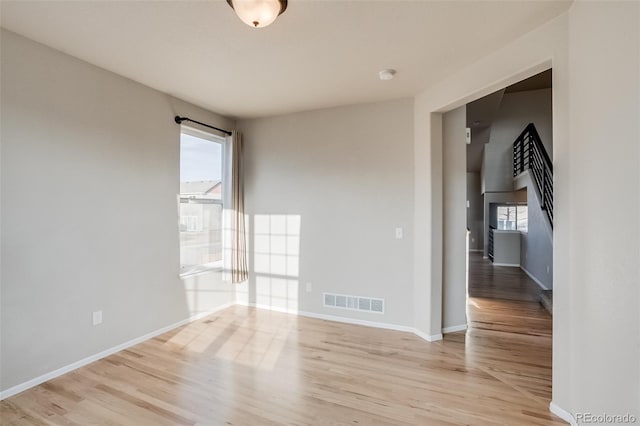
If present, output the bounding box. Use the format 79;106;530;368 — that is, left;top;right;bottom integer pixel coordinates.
379;69;397;81
227;0;288;28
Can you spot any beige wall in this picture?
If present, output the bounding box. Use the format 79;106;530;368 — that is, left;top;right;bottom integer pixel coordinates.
414;10;570;408
567;1;639;417
415;2;639;419
485;87;554;290
466;173;483;251
238;99;415;327
442;106;467;330
483;88;553;193
483;190;527;257
0;30;236;392
2;1;639;418
517;173;553;290
414;11;564;339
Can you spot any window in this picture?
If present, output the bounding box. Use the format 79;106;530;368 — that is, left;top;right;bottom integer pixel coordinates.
497;205;528;232
179;128;224;275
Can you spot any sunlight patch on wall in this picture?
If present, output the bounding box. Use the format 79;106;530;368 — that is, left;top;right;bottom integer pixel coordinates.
256;276;299;313
254;214;300;277
235;280;250;305
243;214;302;312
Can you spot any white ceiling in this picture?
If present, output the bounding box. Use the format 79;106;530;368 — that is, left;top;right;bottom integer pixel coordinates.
0;0;571;119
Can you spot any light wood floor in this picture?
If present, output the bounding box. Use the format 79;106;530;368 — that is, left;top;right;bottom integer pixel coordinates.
1;256;560;425
467;252;551;337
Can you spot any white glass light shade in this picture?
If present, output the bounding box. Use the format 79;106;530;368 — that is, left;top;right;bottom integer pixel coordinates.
228;0;286;28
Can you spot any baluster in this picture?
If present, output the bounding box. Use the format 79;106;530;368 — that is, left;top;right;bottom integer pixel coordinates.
542;164;546;210
521;136;525;173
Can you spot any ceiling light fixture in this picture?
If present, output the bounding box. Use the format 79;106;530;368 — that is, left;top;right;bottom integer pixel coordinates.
379;69;396;81
226;0;287;28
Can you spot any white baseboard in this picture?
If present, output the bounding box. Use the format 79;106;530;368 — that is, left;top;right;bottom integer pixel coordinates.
520;266;550;291
442;323;467;334
236;301;299;315
492;262;520;267
2;301;451;400
0;302;235;401
297;310;415;333
300;311;445;342
240;302;445;343
301;311;443;342
413;329;443;342
550;401;577;426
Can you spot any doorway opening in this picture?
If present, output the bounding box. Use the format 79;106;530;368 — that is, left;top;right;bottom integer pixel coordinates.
441;68;555;404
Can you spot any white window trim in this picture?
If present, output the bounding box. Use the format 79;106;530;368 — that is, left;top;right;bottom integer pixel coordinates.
179;125;227;278
496;203;528;233
179;261;223;279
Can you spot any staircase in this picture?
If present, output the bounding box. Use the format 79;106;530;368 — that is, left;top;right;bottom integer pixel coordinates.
513;123;553;315
513;123;553;227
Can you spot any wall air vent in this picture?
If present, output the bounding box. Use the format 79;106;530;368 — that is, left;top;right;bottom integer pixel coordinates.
323;292;384;314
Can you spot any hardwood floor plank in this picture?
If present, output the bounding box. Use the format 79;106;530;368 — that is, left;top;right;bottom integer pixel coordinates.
1;254;563;425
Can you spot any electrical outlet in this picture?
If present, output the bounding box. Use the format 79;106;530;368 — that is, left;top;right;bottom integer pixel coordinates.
547;265;550;274
395;227;403;239
92;310;103;326
306;282;312;292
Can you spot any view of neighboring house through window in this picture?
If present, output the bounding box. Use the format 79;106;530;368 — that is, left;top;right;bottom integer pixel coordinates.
179;128;224;274
497;205;528;232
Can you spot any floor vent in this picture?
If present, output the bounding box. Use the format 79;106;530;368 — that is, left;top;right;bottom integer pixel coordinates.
323;293;384;314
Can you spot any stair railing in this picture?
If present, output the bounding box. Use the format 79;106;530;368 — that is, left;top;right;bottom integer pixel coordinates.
513;123;553;227
488;226;495;261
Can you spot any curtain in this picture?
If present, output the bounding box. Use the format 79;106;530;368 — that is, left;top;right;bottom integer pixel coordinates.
223;130;248;283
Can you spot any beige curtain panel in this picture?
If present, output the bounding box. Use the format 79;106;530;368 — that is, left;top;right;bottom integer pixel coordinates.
224;130;249;284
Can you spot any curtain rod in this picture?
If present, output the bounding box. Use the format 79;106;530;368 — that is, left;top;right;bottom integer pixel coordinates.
174;116;232;136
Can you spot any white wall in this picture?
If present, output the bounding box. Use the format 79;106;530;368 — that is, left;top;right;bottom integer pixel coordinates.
238;99;415;327
442;106;467;330
0;30;236;392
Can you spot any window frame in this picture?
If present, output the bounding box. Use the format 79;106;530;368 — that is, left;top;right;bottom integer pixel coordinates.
496;203;528;233
178;126;226;278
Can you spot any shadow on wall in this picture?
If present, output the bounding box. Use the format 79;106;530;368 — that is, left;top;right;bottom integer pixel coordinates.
236;214;302;313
